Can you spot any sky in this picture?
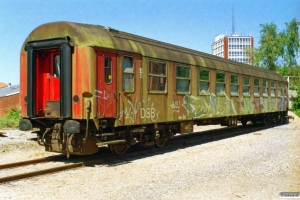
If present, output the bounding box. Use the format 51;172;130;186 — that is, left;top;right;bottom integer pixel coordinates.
0;0;299;85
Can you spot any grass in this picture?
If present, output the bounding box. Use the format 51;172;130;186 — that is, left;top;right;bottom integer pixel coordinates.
293;109;300;118
0;107;22;128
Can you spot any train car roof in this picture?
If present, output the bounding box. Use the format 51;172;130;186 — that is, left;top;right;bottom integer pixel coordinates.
21;21;286;82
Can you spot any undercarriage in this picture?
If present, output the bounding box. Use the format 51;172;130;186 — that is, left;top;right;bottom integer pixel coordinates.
19;111;288;157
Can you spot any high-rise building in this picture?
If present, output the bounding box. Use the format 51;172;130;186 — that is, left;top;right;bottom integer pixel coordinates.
212;34;254;64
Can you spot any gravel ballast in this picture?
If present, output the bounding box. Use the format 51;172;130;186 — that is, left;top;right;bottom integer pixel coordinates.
0;112;299;199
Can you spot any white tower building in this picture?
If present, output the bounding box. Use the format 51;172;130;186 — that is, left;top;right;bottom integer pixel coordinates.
212;34;254;64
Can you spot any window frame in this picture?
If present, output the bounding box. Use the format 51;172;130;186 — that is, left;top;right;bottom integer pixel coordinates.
270;81;275;97
254;78;260;97
198;68;210;95
230;74;239;96
104;57;112;84
278;82;282;97
122;56;134;92
216;71;226;96
243;76;250;96
176;65;190;94
283;83;287;96
263;80;268;97
53;55;60;78
148;60;167;93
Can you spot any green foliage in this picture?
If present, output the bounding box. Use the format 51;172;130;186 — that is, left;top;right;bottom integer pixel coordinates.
282;19;300;67
278;65;290;76
252;18;300;74
254;22;283;71
0;107;22;128
292;87;300;109
292;87;300;117
279;65;300;89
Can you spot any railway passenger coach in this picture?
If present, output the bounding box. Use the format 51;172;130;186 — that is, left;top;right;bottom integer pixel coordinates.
19;22;288;156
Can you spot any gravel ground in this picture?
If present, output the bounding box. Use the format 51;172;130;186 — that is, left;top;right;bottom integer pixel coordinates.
0;112;299;200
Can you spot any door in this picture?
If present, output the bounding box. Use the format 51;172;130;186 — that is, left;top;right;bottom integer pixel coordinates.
35;49;60;116
96;52;117;117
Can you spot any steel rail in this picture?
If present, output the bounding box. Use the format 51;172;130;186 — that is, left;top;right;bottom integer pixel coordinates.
0;162;84;183
170;124;277;147
0;155;66;170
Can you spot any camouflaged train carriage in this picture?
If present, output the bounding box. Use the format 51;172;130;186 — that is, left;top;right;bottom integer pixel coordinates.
19;21;288;155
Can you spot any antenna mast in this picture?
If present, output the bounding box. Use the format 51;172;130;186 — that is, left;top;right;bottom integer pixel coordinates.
232;6;235;35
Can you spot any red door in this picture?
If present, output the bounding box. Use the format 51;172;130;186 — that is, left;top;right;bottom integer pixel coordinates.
96;52;117;117
35;49;60;116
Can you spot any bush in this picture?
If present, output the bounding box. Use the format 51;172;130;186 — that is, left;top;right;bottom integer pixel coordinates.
293;109;300;117
0;107;22;128
291;87;300;118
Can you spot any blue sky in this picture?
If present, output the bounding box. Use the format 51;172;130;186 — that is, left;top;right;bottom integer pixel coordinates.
0;0;299;85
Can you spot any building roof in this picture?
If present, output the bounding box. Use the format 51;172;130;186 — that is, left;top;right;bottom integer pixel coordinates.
0;84;20;97
0;82;8;88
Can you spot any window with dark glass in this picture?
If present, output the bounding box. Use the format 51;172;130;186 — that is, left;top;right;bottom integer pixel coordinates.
122;56;134;91
54;55;60;78
176;65;190;93
243;77;250;96
148;61;166;92
216;72;225;95
104;57;112;84
230;75;239;95
254;78;260;96
198;69;210;94
263;80;268;96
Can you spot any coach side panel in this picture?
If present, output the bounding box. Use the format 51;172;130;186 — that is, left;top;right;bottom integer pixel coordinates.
115;53;288;127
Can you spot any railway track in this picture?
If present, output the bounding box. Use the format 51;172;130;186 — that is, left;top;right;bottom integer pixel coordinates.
0;155;82;183
0;122;281;184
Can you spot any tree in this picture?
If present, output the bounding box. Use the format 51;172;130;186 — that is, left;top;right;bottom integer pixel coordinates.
254;22;283;71
252;19;300;72
282;19;300;67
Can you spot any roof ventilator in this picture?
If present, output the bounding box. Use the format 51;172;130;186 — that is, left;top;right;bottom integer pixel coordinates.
104;26;120;33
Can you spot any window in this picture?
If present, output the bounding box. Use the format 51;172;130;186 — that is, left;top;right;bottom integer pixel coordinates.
198;69;210;94
122;56;134;91
53;55;60;78
216;72;225;95
254;78;260;96
270;81;275;97
104;57;112;84
283;84;287;96
230;75;239;95
148;61;167;92
278;83;282;96
176;65;190;93
263;80;268;96
243;77;250;96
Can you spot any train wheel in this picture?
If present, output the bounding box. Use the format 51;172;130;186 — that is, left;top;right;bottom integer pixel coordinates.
155;137;166;147
241;120;247;127
263;117;269;126
109;143;128;155
251;120;257;125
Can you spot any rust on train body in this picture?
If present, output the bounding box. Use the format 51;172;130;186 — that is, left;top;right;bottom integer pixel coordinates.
19;22;288;155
